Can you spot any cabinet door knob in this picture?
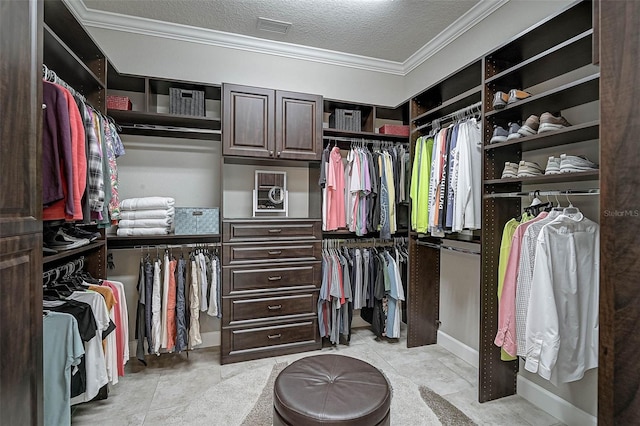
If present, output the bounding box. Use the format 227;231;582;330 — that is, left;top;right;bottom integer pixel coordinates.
268;229;282;233
268;276;282;281
268;250;282;255
268;333;282;339
269;150;274;156
267;305;282;310
277;151;281;157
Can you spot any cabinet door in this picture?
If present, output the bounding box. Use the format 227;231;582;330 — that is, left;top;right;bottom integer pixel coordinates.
0;0;43;424
275;90;323;161
223;84;275;158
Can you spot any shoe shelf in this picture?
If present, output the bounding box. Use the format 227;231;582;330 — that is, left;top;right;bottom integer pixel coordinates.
43;240;107;265
485;72;599;123
484;169;599;186
107;233;221;250
485;29;593;91
484;120;599;152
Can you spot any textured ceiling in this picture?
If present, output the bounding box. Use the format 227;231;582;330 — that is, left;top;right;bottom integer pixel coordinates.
82;0;479;62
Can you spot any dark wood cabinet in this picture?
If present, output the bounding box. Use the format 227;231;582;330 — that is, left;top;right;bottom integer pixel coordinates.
223;83;322;160
221;219;322;363
0;1;43;424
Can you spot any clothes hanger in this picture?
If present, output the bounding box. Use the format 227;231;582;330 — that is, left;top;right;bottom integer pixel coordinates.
562;194;583;219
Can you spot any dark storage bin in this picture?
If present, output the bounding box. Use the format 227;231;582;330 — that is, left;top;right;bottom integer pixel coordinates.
169;88;205;116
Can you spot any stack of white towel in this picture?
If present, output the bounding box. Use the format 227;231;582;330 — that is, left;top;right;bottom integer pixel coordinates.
117;197;175;236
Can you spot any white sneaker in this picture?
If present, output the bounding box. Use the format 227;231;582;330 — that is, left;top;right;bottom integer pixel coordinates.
559;154;599;173
501;162;519;179
517;160;544;177
545;156;561;174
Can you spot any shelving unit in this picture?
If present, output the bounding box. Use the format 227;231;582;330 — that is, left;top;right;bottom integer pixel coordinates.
480;0;598;403
43;0;108;277
323;99;409;142
107;234;220;250
107;64;222;140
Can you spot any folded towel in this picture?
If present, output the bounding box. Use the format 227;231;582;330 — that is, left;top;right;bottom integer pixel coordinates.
116;227;171;237
120;207;175;220
120;197;175;211
118;218;174;229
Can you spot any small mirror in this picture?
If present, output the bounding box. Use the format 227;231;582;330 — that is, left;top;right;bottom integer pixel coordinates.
253;170;288;217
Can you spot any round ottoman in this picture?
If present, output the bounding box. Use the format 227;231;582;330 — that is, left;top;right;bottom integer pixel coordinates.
273;354;391;425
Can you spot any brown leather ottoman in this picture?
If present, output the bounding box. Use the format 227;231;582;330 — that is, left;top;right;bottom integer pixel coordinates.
273;354;391;425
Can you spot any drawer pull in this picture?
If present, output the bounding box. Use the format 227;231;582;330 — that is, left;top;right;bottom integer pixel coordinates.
268;250;282;255
267;305;282;310
268;333;282;339
268;276;282;281
268;229;282;233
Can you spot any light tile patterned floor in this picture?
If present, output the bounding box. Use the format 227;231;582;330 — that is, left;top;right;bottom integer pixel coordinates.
71;326;563;425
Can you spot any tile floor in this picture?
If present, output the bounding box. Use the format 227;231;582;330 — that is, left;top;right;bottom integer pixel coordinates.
71;326;563;425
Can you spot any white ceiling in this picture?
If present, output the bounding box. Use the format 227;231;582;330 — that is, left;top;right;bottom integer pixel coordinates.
80;0;483;64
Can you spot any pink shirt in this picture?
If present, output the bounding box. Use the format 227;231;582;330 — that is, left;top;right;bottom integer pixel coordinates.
326;147;346;230
495;212;548;356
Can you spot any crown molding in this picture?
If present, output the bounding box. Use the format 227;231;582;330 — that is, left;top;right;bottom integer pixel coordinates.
65;0;508;76
403;0;510;74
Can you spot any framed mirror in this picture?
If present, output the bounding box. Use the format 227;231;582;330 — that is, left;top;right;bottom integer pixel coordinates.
253;170;288;217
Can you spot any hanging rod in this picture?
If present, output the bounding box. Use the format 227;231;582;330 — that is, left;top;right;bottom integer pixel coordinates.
414;101;482;133
484;189;600;199
130;243;221;250
323;135;408;145
42;63;86;102
441;245;481;256
415;240;441;250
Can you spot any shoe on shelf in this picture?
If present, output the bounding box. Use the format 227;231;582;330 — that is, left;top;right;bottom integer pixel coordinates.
57;229;90;247
492;91;509;110
544;156;561;175
43;246;58;256
501;162;520;179
518;115;540;136
559;154;599;173
490;125;509;143
43;228;76;250
517;160;544;177
62;224;100;242
507;122;522;140
507;89;531;105
538;112;571;133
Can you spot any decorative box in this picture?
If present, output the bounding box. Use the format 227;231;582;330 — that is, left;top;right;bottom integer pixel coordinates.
169;88;205;117
107;95;132;111
174;207;219;235
329;109;362;132
378;124;409;136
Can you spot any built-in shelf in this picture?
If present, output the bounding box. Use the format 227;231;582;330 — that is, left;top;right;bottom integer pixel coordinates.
44;240;106;264
485;73;600;122
486;30;593;89
323;229;409;237
484;169;599;185
485;120;599;151
107;234;221;249
412;85;482;128
43;24;105;92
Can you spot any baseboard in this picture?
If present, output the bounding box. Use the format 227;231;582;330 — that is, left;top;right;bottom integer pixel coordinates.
517;375;597;426
127;331;221;356
436;330;479;369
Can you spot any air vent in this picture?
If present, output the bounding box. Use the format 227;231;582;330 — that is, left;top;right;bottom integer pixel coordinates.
257;17;292;34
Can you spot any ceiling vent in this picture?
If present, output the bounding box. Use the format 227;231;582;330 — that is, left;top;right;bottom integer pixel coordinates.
257;17;292;34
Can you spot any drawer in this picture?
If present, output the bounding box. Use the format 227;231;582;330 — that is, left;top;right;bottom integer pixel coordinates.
223;220;321;242
223;262;321;295
223;241;321;265
223;293;318;326
224;320;319;353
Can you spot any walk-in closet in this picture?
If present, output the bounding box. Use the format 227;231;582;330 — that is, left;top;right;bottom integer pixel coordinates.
2;0;639;424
